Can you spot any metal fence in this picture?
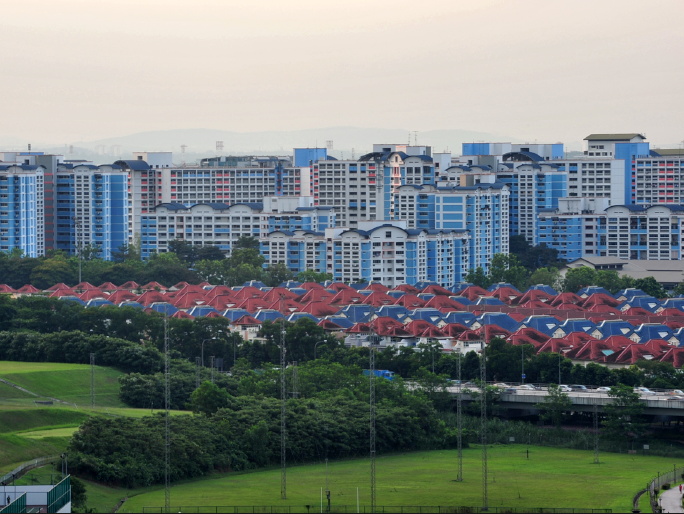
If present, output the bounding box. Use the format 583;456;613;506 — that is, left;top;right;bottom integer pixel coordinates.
0;455;59;486
141;506;611;513
47;475;70;514
647;464;684;513
0;493;26;514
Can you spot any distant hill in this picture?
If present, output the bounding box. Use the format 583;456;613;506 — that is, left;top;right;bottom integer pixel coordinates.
69;126;526;160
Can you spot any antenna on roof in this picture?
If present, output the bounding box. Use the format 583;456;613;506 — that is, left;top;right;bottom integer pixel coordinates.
181;145;187;167
326;140;333;151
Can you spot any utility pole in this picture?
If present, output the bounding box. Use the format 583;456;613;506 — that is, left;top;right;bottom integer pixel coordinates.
593;404;600;464
195;357;201;390
369;306;377;514
164;314;170;513
280;295;287;500
90;353;95;410
457;351;463;482
521;345;525;384
210;356;215;384
481;344;488;511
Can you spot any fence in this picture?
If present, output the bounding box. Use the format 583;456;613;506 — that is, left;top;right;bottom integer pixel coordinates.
47;475;70;514
0;493;26;514
647;464;684;513
141;507;611;513
0;455;59;486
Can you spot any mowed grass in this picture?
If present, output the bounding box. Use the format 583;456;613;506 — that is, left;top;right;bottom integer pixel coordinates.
0;381;35;399
121;446;673;513
0;361;125;407
19;427;79;439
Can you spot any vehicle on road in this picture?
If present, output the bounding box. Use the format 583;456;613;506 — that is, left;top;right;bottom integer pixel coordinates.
559;385;572;392
634;387;656;396
518;384;541;391
570;384;588;391
596;386;611;392
667;396;684;401
670;389;684;395
502;388;517;394
493;383;511;388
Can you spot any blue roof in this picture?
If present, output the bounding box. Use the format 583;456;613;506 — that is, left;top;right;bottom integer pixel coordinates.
526;284;558;295
375;305;410;322
148;302;178;316
556;319;598;335
596;320;634;338
503;151;545;162
622;296;662;313
449;283;473;293
632;324;674;342
323;316;354;329
336;304;372;322
616;288;649;300
288;312;320;323
477;312;517;331
253;309;284;322
487;282;521;293
516;316;560;336
242;280;267;288
58;296;85;305
222;308;252;320
407;308;444;325
118;301;144;309
114;159;150;171
577;286;613;298
187;306;220;317
475;297;505;307
442;312;476;326
279;280;302;288
86;299;115;308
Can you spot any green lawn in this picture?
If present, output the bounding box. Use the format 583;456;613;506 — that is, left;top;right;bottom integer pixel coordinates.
116;446;671;513
0;362;125;407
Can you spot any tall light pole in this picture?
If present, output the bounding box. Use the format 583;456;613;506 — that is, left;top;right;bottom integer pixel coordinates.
314;340;327;360
201;338;214;368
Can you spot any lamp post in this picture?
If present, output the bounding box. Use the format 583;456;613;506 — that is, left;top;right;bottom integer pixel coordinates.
314;341;327;360
201;338;215;367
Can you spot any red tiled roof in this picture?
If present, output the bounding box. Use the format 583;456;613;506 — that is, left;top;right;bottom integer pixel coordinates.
98;282;119;291
0;284;16;293
299;281;326;291
549;292;582;307
296;289;335;304
659;348;684;368
299;301;339;317
361;292;397;307
48;289;77;298
658;308;684;317
232;314;262;326
423;295;466;312
327;282;355;292
393;284;420;294
265;298;303;314
46;283;71;291
440;323;470;337
329;289;366;306
235;298;272;313
172;311;194;319
458;286;490;301
362;282;390;293
420;284;452;296
206;295;240;311
318;319;344;331
141;281;168;291
137;290;168;306
17;284;40;293
233;286;265;300
392;294;426;309
79;289;109;301
262;287;300;302
119;281;140;290
108;291;140;304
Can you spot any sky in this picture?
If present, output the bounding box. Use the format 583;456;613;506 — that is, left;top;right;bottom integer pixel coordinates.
2;0;683;147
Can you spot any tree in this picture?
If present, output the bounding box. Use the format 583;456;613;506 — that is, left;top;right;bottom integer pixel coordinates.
297;270;332;284
562;266;597;293
262;263;294;287
594;270;623;295
111;236;141;262
30;257;75;289
487;254;527;291
510;235;565;271
168;239;197;266
603;384;646;441
70;476;88;511
196;245;226;262
633;277;667;299
189;381;232;415
536;384;571;430
465;267;489;288
234;235;260;250
138;252;199;285
528;267;561;291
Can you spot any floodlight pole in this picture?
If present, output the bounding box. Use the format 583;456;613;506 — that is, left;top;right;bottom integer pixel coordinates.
369;305;377;514
593;404;600;464
164;314;171;513
481;343;488;511
90;353;95;410
280;295;287;500
457;350;463;482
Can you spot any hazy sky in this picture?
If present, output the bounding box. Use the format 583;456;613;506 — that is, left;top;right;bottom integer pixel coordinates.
3;0;683;146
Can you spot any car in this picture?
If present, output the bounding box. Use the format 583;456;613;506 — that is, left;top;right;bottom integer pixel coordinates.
596;386;611;392
558;385;572;392
667;396;684;401
634;387;657;396
463;381;477;388
670;390;684;395
493;383;511;388
570;384;588;391
502;388;517;394
518;384;541;391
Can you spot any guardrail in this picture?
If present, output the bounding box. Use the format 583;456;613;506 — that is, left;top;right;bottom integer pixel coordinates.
141;507;612;513
0;455;60;486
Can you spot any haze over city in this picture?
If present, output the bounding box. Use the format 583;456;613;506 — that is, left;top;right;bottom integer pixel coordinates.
2;0;683;147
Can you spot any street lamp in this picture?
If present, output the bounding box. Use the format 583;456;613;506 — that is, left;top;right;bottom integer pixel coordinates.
314;340;327;360
201;338;216;367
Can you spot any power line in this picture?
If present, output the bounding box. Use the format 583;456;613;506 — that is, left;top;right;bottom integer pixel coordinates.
280;295;287;500
90;353;95;410
480;344;488;511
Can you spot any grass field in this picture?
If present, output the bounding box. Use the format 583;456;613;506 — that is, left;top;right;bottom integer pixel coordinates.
0;361;125;407
96;446;672;513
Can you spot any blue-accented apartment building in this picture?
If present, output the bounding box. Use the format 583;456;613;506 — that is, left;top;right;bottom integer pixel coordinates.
393;180;509;273
0;164;44;257
54;164;128;260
